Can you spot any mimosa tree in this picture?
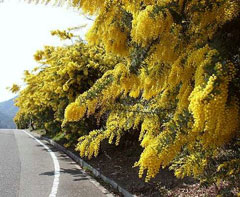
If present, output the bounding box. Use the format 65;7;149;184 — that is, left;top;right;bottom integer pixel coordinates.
20;0;240;189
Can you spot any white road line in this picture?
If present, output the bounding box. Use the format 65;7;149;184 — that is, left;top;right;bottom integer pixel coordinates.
22;130;60;197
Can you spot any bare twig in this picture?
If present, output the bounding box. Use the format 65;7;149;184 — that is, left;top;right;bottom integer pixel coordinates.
104;151;112;160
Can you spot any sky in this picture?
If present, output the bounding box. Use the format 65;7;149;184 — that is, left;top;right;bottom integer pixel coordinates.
0;0;93;102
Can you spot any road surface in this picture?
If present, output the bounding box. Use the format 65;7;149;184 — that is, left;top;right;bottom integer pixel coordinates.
0;129;111;197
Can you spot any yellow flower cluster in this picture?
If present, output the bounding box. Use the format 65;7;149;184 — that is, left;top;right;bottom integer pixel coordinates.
9;84;20;93
76;130;105;159
51;30;73;40
131;5;173;47
86;3;130;56
65;102;86;122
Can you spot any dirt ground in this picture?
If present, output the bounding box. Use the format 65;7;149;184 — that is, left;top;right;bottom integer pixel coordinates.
84;140;198;197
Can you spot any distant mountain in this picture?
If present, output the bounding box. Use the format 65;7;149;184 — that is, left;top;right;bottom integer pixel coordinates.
0;97;18;129
0;111;13;128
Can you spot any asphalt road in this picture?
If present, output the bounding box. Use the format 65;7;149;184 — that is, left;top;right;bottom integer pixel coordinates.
0;129;112;197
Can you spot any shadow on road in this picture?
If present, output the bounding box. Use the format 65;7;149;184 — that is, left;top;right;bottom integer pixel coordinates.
39;167;89;182
34;136;92;182
35;143;60;153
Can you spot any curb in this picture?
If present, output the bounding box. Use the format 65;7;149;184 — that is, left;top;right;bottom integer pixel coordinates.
31;131;136;197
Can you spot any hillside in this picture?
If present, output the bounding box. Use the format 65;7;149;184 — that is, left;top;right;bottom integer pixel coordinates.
0;97;18;129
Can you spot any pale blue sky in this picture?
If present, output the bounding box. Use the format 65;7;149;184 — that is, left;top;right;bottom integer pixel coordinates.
0;0;92;102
